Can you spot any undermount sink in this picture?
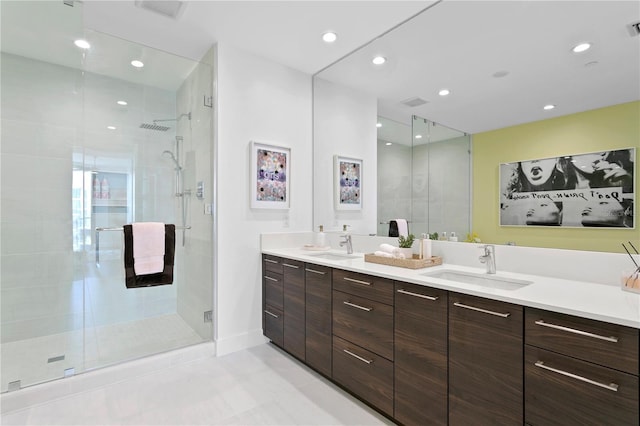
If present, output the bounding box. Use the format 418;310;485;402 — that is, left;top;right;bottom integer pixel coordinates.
307;252;360;261
421;269;532;291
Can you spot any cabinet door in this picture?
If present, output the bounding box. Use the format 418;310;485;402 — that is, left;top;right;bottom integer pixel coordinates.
395;283;448;426
283;259;305;360
305;263;332;377
525;346;639;426
449;293;523;425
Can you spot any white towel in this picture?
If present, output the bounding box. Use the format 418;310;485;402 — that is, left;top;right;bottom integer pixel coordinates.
374;251;394;258
132;222;165;275
394;219;409;237
379;243;397;254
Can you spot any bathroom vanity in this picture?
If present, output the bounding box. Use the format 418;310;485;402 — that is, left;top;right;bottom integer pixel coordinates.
261;248;639;426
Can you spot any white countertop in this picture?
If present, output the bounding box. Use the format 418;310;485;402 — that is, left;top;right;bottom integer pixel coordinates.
263;247;640;329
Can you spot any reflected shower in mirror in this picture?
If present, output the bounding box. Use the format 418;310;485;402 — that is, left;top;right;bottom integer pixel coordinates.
377;115;470;238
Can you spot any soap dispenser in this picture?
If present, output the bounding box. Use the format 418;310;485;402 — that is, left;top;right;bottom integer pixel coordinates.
315;225;326;248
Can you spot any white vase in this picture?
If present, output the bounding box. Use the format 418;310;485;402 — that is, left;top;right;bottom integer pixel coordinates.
398;247;413;259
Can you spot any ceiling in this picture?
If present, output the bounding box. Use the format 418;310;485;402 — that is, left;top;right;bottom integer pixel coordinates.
2;1;638;136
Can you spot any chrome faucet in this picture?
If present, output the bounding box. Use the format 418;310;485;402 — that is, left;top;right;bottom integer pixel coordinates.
479;244;496;274
339;234;353;254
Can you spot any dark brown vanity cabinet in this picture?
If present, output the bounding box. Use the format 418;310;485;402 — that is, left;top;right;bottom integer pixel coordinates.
449;292;523;425
332;269;395;417
282;259;305;361
524;308;639;426
394;282;448;426
262;255;284;347
304;263;332;377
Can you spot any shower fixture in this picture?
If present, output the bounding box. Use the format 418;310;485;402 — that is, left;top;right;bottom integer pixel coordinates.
163;135;189;246
139;112;191;131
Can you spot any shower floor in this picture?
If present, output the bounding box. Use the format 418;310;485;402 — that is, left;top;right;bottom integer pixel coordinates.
1;313;203;393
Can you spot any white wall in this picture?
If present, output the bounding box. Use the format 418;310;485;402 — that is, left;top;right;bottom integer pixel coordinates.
313;78;377;235
215;44;313;355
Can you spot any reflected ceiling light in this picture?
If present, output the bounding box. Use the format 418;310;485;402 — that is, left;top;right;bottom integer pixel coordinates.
74;39;90;49
372;56;386;65
415;134;423;139
117;100;128;106
131;60;144;68
438;89;450;96
572;42;591;53
322;32;337;43
543;104;555;110
385;142;392;146
107;126;117;130
376;122;382;128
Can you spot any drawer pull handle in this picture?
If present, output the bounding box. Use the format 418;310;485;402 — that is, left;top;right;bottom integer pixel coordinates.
264;276;279;282
534;320;619;343
397;288;438;301
264;259;279;264
343;277;372;286
453;302;510;318
305;268;326;275
283;263;299;269
264;310;279;319
343;301;372;312
534;361;619;392
343;349;373;364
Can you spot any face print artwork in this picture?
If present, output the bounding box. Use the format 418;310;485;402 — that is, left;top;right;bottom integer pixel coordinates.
500;148;635;228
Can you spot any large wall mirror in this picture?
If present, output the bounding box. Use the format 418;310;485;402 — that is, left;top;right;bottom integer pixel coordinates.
313;1;639;253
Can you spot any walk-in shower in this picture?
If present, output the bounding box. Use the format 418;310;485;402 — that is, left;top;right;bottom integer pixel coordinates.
1;0;213;393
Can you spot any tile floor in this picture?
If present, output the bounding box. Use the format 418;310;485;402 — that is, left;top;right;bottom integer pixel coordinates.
1;343;394;425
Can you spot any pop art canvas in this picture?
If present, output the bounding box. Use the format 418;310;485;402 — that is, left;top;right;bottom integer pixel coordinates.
334;156;362;210
250;142;290;209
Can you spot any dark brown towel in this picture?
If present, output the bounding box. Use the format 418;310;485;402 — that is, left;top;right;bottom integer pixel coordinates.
123;224;175;288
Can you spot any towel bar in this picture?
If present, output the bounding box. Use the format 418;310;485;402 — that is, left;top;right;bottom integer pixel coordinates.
95;225;191;265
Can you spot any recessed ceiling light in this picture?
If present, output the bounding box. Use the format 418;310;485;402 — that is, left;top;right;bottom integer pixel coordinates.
107;126;117;130
385;142;392;146
117;100;128;106
572;42;591;53
322;32;337;43
74;39;90;49
543;104;555;110
372;56;386;65
492;70;509;78
131;60;144;68
376;122;382;128
415;134;423;139
438;89;450;96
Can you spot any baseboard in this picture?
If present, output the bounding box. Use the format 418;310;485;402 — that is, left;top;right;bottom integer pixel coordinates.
215;328;268;356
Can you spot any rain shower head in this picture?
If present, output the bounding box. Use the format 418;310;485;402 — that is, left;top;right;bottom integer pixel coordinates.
140;123;171;131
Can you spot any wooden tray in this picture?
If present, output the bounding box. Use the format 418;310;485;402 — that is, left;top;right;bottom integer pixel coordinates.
364;253;443;269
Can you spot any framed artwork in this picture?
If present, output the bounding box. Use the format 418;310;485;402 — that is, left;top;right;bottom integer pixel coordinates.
499;148;635;228
250;141;290;209
334;155;362;210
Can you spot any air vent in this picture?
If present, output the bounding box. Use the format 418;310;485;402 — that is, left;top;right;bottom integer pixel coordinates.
135;1;186;19
628;21;640;37
401;97;428;108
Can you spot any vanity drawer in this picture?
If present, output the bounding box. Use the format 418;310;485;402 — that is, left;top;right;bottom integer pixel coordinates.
333;290;393;360
525;308;639;375
525;346;639;426
264;272;283;311
264;306;283;347
332;335;394;417
332;269;394;305
263;254;283;274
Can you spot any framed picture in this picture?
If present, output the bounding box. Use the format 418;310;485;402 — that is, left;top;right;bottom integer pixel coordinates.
334;155;362;210
499;148;635;228
250;141;290;209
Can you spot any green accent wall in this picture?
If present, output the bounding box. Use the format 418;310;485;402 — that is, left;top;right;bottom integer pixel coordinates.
473;101;640;253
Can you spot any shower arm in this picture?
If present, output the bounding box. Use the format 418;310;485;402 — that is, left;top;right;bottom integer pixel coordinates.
153;112;191;124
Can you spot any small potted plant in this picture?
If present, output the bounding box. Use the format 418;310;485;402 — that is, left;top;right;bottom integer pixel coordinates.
397;234;415;259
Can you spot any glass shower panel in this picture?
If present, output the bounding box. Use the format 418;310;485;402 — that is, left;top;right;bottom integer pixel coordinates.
0;0;86;391
1;1;213;392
